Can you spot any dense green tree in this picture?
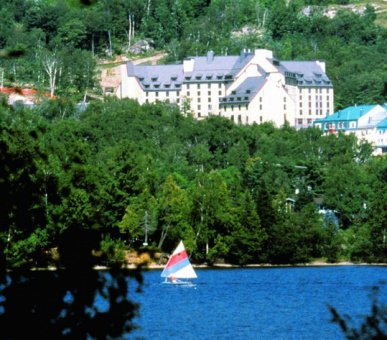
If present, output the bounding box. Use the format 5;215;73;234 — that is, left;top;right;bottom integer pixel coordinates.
225;191;267;265
157;175;190;250
119;188;158;247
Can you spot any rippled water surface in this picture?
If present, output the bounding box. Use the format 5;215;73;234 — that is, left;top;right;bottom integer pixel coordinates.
126;266;387;340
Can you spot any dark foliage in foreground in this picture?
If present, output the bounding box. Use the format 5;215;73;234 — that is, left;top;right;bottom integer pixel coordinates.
328;287;387;340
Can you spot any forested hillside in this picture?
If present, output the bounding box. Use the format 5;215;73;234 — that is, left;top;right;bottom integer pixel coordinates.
0;0;387;268
0;0;386;108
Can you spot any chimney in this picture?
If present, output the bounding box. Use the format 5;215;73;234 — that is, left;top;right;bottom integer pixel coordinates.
207;51;215;64
316;60;326;73
183;58;195;72
239;49;246;62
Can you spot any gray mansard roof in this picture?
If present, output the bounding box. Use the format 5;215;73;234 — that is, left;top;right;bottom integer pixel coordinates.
127;63;184;91
126;51;255;91
184;51;255;82
280;61;332;87
220;77;266;105
126;52;332;92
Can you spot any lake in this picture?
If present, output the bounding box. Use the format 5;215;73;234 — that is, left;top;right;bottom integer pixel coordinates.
126;266;387;340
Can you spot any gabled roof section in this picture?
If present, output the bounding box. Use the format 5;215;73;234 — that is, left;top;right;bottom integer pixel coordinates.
376;117;387;130
280;61;332;87
361;110;387;128
220;77;266;105
127;62;184;91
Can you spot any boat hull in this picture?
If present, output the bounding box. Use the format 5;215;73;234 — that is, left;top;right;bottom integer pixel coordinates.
161;280;195;286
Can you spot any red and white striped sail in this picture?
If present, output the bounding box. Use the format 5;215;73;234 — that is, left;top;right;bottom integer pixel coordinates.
161;241;197;279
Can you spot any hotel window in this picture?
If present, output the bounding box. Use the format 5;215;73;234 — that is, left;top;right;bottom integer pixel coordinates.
307;119;312;124
300;102;302;107
208;83;211;89
238;105;241;111
198;112;201;118
198;105;201;110
284;104;286;110
238;115;242;123
231;105;234;111
208;105;212;110
208;91;211;96
219;91;222;96
187;84;190;89
177;99;180;103
156;92;159;97
246;116;249;123
298;119;303;125
208;97;211;103
166;91;169;97
260;116;263;123
177;91;180;96
259;97;262;102
300;110;303;115
309;109;312;115
198;91;201;96
284;97;286;102
197;84;201;89
146;99;149;103
259;105;262;110
146;92;149;97
231;115;234;122
299;95;302;101
218;83;222;88
198;98;201;103
187;91;190;96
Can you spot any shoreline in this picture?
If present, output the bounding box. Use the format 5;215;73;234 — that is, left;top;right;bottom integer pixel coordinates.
28;261;387;271
96;260;387;271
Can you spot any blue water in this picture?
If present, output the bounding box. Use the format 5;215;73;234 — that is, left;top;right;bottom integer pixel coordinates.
125;266;387;340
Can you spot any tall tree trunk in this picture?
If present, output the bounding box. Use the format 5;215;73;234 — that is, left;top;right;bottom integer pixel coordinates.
108;30;112;57
91;33;95;58
158;223;170;249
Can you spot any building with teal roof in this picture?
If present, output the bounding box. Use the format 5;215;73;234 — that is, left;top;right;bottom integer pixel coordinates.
313;104;387;155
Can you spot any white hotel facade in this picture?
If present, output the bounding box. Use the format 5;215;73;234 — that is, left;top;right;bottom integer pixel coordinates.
117;49;334;128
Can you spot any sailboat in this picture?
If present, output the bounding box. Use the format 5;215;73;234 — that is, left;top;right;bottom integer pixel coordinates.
161;241;197;285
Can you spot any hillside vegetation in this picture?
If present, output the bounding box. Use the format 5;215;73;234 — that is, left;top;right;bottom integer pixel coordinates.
1;98;387;268
0;0;386;110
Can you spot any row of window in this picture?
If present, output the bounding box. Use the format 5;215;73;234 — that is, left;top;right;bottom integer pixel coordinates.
186;83;222;90
322;122;356;130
